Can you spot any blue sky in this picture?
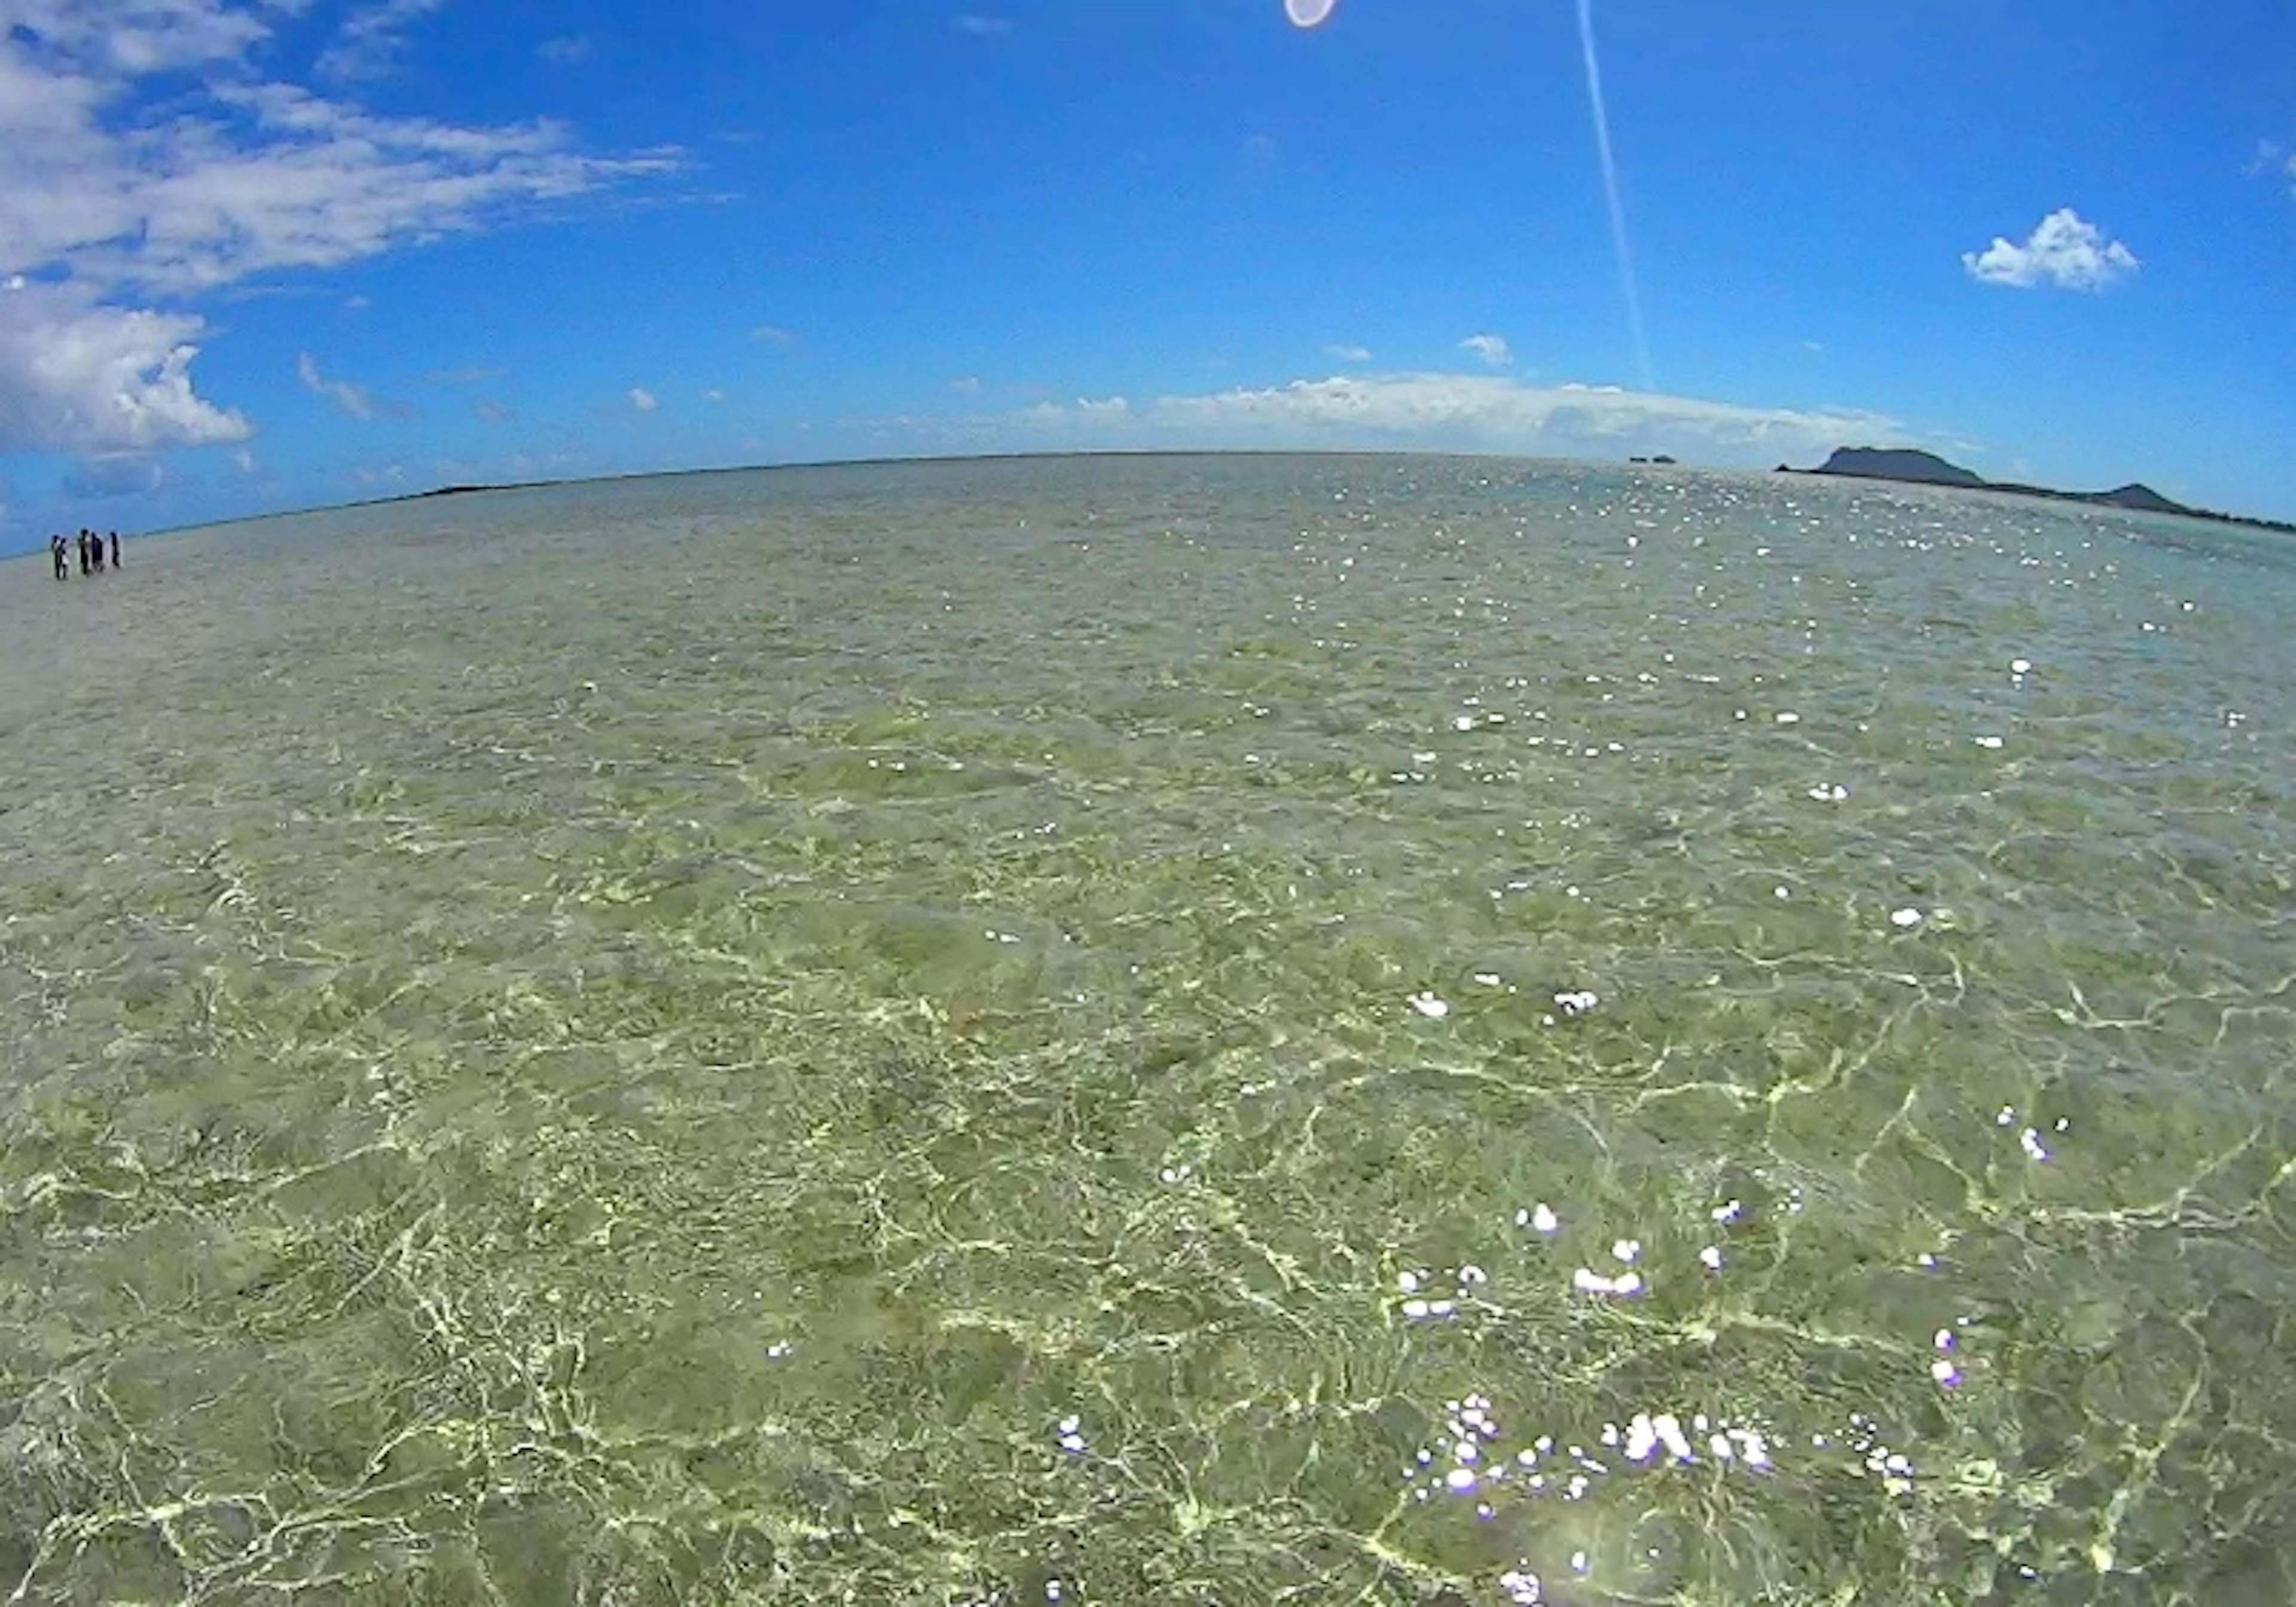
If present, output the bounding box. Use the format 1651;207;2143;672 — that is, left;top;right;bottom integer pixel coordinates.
4;0;2294;548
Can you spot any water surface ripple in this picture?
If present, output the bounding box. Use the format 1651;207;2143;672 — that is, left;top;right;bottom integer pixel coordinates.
1;454;2289;1604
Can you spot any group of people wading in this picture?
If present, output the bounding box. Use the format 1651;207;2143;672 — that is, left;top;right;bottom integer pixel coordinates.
51;529;120;579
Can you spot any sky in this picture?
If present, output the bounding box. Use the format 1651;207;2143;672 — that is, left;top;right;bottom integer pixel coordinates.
3;0;2295;548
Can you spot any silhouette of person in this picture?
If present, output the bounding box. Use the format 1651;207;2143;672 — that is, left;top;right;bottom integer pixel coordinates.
50;533;67;580
75;531;90;575
108;530;120;568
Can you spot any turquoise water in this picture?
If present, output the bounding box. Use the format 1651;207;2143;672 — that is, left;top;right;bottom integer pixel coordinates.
1;453;2289;1605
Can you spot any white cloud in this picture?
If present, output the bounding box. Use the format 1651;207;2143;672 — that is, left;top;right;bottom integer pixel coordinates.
954;14;1015;36
1962;208;2139;291
1323;343;1372;363
2;0;268;76
949;375;982;393
473;401;509;421
749;324;798;346
1006;371;1906;467
317;0;450;81
1459;333;1513;367
1285;0;1339;28
628;386;657;411
428;365;506;384
0;285;249;452
0;2;676;454
702;387;725;402
297;352;376;420
539;34;592;65
342;294;370;311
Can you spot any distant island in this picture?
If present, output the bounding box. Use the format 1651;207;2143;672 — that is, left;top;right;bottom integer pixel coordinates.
1778;447;2295;535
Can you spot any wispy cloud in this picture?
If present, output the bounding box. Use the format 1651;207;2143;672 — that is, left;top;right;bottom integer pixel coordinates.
298;352;376;420
1323;343;1372;363
539;34;592;65
702;387;725;402
1962;208;2139;291
65;454;167;499
428;365;507;385
1458;333;1513;368
474;401;511;421
317;0;450;81
0;2;677;456
749;324;798;346
954;14;1015;36
1007;372;1906;467
628;386;657;411
949;375;982;394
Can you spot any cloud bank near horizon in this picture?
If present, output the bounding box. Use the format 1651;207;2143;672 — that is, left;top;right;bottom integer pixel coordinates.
997;371;1908;466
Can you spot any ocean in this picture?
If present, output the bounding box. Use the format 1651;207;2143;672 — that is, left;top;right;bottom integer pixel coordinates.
1;452;2289;1605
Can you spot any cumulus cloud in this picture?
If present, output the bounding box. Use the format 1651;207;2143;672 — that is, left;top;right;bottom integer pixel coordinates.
1323;343;1372;363
297;352;376;420
1962;208;2139;290
702;387;725;402
628;386;657;411
0;1;676;454
1459;333;1513;367
1007;371;1906;467
0;286;249;451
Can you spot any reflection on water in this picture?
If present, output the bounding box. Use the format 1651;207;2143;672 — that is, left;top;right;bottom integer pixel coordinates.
0;454;2289;1603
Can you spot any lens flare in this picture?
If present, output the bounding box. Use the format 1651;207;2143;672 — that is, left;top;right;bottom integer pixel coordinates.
1575;0;1653;389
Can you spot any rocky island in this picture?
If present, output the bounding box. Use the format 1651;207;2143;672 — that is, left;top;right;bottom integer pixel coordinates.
1779;448;2294;534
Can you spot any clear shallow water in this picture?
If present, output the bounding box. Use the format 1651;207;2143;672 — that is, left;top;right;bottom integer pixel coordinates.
0;453;2289;1605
